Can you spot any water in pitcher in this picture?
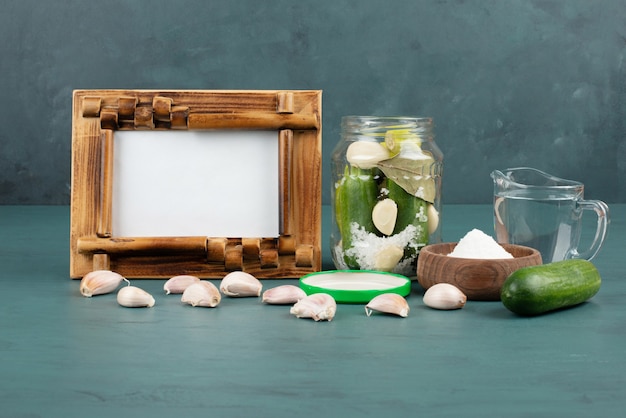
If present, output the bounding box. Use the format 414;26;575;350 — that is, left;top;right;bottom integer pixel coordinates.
494;188;582;263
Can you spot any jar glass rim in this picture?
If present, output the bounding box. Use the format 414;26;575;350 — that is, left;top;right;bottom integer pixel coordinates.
341;116;433;134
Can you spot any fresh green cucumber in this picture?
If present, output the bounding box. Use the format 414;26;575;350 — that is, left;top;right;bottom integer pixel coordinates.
334;165;379;269
500;259;601;316
386;178;428;237
385;178;429;259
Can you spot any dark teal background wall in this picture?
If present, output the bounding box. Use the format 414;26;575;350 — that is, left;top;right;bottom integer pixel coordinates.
1;0;625;205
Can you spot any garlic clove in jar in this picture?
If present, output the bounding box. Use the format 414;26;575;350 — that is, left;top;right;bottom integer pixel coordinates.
290;293;337;321
163;275;200;294
365;293;410;317
79;270;125;297
423;283;467;310
427;204;440;235
262;285;307;305
117;285;155;308
374;245;404;272
372;198;398;236
220;271;262;297
181;281;221;308
346;141;391;169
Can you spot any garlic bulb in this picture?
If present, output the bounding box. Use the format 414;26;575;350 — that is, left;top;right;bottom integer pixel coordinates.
163;275;200;294
262;285;307;304
181;281;221;308
220;271;262;297
290;293;337;321
79;270;125;297
365;293;410;317
423;283;467;310
117;285;155;308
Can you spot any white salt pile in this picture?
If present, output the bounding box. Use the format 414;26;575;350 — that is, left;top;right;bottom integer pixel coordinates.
448;228;513;259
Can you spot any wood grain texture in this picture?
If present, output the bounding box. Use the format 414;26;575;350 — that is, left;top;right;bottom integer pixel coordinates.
417;243;542;301
70;89;322;279
96;130;113;238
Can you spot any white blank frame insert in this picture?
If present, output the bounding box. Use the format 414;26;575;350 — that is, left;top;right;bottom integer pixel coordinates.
112;130;279;238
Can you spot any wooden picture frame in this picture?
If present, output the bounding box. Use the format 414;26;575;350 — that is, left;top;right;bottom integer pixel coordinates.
70;89;322;279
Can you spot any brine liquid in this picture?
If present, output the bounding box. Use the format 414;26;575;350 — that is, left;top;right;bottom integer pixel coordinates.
494;190;582;263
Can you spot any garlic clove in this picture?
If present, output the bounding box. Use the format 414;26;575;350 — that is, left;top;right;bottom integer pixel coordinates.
262;285;307;305
372;198;398;236
365;293;410;317
423;283;467;310
163;275;200;294
427;204;440;235
219;271;262;297
117;285;155;308
80;270;125;297
346;141;391;169
181;281;221;308
290;293;337;321
374;245;404;272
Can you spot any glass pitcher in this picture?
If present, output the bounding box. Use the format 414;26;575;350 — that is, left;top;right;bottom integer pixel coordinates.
491;167;609;263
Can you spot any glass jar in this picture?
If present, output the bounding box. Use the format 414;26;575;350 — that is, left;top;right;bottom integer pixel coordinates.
330;116;443;277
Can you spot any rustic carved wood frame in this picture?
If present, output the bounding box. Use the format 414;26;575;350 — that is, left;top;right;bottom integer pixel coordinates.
70;90;322;279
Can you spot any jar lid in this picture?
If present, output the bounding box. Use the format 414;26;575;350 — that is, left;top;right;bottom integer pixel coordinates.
299;270;411;304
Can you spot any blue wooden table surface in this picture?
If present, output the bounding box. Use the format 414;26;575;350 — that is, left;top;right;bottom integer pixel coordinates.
0;204;623;417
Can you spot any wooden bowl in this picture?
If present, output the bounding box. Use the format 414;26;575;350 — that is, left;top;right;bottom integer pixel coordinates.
417;243;542;301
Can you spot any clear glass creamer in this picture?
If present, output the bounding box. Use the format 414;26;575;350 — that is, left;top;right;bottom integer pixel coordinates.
491;167;609;263
331;116;443;277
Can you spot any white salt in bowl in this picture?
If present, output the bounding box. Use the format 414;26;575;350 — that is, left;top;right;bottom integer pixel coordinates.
417;243;542;301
